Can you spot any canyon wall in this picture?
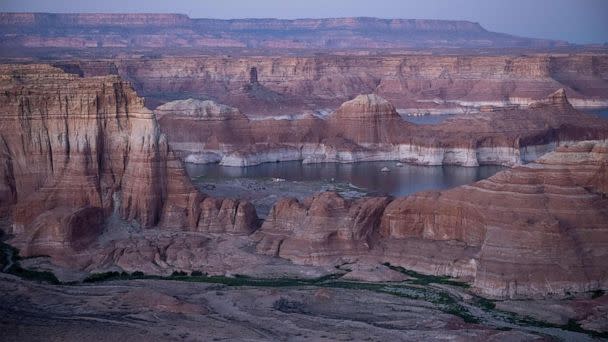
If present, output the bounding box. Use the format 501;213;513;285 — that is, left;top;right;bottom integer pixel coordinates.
255;141;608;298
52;54;608;115
0;64;606;299
0;13;567;50
0;64;257;257
157;91;608;167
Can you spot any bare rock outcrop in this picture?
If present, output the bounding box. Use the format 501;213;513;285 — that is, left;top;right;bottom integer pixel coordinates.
56;54;608;116
197;197;258;234
155;99;246;121
254;140;608;299
255;192;390;263
329;94;408;143
1;64;606;301
0;13;567;51
25;206;105;257
0;65;257;258
157;99;253;154
467;142;608;298
158;91;608;167
528;88;573;110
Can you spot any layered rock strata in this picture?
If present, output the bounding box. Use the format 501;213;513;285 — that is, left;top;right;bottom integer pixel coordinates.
254;140;608;298
0;64;606;301
0;13;567;50
54;54;608;115
158;91;608;167
0;64;257;257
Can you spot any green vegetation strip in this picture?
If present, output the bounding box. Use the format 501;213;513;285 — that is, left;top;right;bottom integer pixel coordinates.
382;262;470;287
464;279;608;338
80;269;480;323
1;240;606;337
0;241;61;284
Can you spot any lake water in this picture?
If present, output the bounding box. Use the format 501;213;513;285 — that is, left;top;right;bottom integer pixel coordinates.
402;114;455;125
186;108;607;215
187;161;504;197
585;108;608;119
403;108;608;125
187;161;505;216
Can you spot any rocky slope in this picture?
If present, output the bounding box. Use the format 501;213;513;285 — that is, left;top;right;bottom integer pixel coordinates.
1;273;565;341
155;99;252;162
0;13;567;51
254;140;608;298
0;64;606;301
157;91;608;167
52;53;608;114
0;64;257;258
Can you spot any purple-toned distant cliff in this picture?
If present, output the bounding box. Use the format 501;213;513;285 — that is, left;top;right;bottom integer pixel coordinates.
0;13;569;50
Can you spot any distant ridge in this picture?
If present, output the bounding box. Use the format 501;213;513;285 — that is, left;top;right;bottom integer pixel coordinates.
0;12;569;50
1;13;485;31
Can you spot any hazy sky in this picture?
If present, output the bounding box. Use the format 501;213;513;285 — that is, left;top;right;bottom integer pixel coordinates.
1;0;607;44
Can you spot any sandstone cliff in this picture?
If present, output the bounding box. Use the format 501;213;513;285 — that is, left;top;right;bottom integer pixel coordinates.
329;94;407;144
255;193;391;261
157;91;608;167
0;65;257;257
0;13;566;50
254;140;608;298
53;54;608;115
1;64;606;300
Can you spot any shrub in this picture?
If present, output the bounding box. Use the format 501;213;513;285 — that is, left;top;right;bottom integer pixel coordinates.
8;265;60;284
83;271;122;283
272;298;307;314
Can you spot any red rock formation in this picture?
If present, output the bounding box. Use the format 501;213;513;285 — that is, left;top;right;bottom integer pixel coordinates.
25;206;105;256
0;13;566;51
157;90;608;167
0;63;606;301
0;64;180;229
328;94;408;143
197;197;258;234
255;193;390;262
156;99;253;154
0;65;257;257
467;142;608;298
254;140;608;298
55;54;608;115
